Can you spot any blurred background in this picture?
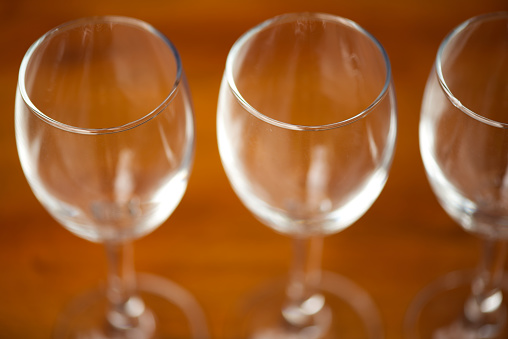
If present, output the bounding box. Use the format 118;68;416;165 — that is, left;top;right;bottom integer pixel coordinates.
1;0;507;338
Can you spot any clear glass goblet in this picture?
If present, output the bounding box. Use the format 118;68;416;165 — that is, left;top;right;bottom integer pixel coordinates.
405;11;508;339
15;16;208;339
217;12;397;339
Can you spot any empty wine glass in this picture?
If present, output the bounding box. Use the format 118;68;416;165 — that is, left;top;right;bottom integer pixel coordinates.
15;16;208;338
405;11;508;339
217;12;397;339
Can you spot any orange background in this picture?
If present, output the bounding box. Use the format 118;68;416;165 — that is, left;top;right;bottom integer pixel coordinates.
1;0;507;338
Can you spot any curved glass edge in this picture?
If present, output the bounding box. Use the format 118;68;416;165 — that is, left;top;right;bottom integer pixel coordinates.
435;11;508;129
224;12;394;131
17;15;183;135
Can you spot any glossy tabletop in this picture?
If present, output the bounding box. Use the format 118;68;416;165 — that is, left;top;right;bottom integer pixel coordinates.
1;0;507;338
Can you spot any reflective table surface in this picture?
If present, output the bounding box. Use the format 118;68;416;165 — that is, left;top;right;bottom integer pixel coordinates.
1;0;507;338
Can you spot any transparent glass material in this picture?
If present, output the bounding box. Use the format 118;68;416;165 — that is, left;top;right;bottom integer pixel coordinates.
15;16;208;338
217;13;397;339
406;12;508;339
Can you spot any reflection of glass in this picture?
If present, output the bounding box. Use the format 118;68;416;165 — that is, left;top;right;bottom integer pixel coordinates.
405;12;508;339
217;13;397;338
15;16;208;338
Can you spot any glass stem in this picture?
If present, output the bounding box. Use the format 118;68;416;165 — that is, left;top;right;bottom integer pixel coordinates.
282;236;328;328
104;240;145;331
464;238;507;334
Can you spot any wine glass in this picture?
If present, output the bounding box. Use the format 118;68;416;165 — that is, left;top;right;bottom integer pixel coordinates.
405;11;508;339
217;12;397;339
15;16;208;339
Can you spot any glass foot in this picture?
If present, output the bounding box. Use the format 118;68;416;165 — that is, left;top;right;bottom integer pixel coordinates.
52;273;209;339
225;271;384;339
404;270;508;339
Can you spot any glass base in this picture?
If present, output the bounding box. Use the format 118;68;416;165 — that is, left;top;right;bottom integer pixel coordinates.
225;271;384;339
404;270;508;339
52;273;209;339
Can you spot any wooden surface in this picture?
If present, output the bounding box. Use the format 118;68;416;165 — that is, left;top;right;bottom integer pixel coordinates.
1;1;508;338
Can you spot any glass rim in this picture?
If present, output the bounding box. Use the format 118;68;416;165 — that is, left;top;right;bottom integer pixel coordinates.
435;11;508;129
224;12;393;131
17;15;183;135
